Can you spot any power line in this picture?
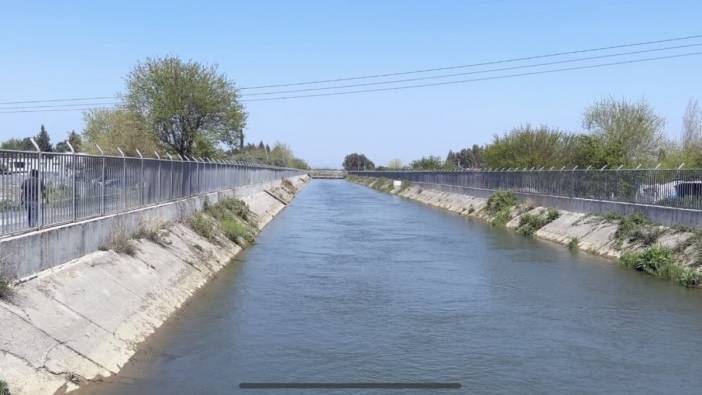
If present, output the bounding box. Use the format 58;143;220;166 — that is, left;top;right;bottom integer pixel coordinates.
0;96;117;106
3;52;699;112
241;51;702;102
0;106;114;114
242;42;702;96
2;33;701;107
0;102;121;111
239;33;702;89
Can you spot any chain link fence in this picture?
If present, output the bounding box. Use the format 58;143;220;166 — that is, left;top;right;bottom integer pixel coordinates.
0;149;304;237
349;169;702;210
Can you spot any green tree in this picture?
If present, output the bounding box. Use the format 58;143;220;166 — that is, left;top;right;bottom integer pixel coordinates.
82;108;161;156
454;145;485;168
410;156;444;170
55;130;83;152
483;125;574;169
342;153;375;171
582;97;664;167
1;137;34;151
125;56;246;156
35;124;53;152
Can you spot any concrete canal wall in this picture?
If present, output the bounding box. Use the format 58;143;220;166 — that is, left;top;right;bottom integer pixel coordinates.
349;176;702;277
0;175;309;395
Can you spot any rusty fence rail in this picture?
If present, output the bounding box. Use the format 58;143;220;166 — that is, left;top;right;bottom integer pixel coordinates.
0;148;304;237
349;169;702;210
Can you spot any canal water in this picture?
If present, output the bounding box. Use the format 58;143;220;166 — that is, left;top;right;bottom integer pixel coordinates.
82;180;702;394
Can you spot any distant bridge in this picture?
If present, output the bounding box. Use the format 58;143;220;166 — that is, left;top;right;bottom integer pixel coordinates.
309;169;346;179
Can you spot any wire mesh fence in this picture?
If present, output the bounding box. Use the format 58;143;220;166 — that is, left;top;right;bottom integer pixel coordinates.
0;148;304;238
349;169;702;210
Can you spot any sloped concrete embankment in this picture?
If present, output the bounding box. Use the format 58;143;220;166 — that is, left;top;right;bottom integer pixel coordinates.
0;175;309;395
349;176;702;284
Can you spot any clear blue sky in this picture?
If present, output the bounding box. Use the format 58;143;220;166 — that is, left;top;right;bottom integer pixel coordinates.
1;0;701;168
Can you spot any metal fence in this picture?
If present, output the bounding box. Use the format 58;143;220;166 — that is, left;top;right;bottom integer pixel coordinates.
0;148;304;237
349;169;702;210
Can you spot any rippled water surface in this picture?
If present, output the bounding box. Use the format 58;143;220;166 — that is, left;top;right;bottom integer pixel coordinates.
82;180;702;394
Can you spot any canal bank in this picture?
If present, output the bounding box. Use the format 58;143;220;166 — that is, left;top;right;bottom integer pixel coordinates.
0;175;309;395
74;180;702;394
349;176;702;288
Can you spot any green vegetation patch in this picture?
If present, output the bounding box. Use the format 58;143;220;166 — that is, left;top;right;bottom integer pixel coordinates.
189;198;258;247
189;212;218;242
568;237;579;251
516;208;560;236
0;379;10;395
613;213;662;247
370;178;394;193
221;218;256;247
620;246;701;288
0;273;13;301
486;190;518;226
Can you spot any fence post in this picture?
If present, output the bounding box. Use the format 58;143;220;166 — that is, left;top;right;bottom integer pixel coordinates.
136;150;144;205
155;152;161;203
29;138;42;229
66;141;77;221
96;144;105;215
117;147;126;210
167;153;174;200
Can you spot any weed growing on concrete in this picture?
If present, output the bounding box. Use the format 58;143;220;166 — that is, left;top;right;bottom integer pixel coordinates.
133;221;169;246
568;237;579;250
467;205;475;215
486;190;518;227
221;218;256;246
0;273;13;301
189;213;218;242
218;198;257;226
370;178;393;193
546;208;560;222
281;179;295;193
603;211;624;222
613;213;662;247
100;229;136;256
398;181;411;193
0;379;10;395
620;246;701;287
517;214;547;236
486;190;518;214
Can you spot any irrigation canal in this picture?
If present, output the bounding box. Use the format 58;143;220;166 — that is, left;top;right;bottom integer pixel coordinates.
79;180;702;394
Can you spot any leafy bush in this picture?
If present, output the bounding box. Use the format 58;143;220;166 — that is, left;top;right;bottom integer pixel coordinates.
516;208;560;236
614;213;661;247
568;237;579;250
189;213;217;242
218;198;256;225
620;246;700;287
486;190;518;214
678;269;702;288
0;379;10;395
487;190;518;227
220;218;256;246
517;214;547;236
